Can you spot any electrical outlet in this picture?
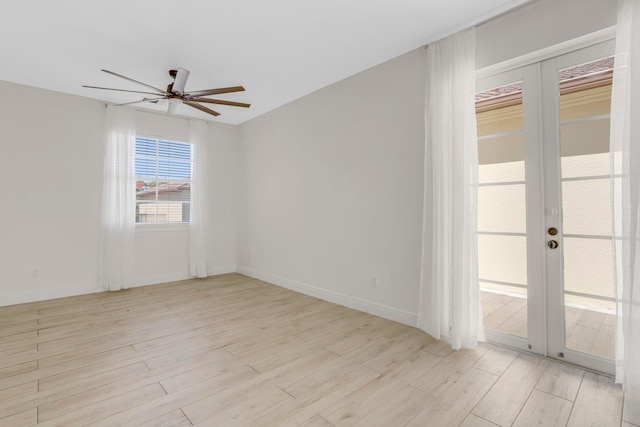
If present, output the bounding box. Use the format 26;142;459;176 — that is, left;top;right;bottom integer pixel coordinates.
32;269;38;278
371;277;377;288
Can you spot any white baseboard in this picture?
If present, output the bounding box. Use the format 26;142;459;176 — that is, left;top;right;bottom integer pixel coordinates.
130;264;236;288
0;284;102;307
130;271;192;288
207;265;237;276
236;266;418;327
0;266;240;307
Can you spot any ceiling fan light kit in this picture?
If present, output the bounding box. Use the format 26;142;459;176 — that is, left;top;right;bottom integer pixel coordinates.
83;68;250;118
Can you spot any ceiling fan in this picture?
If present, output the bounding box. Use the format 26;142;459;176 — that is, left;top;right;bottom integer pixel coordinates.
83;68;250;117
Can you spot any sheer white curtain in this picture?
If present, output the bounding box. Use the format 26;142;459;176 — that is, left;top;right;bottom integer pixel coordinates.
189;119;209;278
611;0;640;423
100;105;136;291
418;27;484;349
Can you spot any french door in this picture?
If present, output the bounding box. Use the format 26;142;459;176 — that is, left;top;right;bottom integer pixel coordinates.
476;40;616;374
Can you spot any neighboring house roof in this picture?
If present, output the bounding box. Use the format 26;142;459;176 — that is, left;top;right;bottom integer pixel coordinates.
136;182;190;198
475;57;614;112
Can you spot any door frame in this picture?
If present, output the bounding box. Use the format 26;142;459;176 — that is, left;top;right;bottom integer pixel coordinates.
477;37;617;375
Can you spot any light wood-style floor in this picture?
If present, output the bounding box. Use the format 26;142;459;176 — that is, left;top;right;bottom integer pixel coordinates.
481;291;616;359
0;273;631;426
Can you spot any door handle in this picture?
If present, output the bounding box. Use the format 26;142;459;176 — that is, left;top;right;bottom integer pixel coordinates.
548;240;559;249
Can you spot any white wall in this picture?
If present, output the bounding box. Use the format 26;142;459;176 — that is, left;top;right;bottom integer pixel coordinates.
206;122;240;273
476;0;617;68
237;49;427;324
0;81;105;304
0;81;239;306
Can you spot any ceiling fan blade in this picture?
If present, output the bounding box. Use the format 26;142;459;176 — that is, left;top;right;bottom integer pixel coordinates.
171;68;190;95
184;101;220;117
188;98;251;108
101;69;167;94
82;85;162;96
113;97;167;106
185;86;245;98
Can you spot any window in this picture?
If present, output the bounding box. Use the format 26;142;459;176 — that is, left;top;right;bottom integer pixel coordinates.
135;136;192;224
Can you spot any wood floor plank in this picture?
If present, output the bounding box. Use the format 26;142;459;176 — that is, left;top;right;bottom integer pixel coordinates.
136;409;192;427
350;385;434;427
299;414;335;427
0;382;38;419
186;382;292;425
245;340;331;375
472;352;548;427
473;344;518;376
406;367;498;427
36;383;167;426
37;344;137;372
0;347;39;387
143;340;223;371
535;361;584;401
278;361;380;403
38;361;151;392
318;374;409;425
0;381;37;404
36;312;112;330
380;349;443;383
411;345;489;396
37;366;156;421
159;355;243;394
459;414;500;427
0;320;38;338
0;360;38;381
88;365;260;427
512;390;572;427
0;408;37;427
423;339;455;357
363;342;441;377
567;371;623;427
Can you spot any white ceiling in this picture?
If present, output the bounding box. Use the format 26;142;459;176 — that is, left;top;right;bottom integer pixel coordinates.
1;0;528;125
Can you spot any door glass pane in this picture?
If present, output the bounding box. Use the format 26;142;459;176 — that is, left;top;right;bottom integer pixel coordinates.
478;184;526;233
478;235;528;285
562;178;612;236
476;81;527;338
559;57;615;359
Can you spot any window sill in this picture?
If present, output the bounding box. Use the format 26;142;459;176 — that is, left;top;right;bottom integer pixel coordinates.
135;223;190;233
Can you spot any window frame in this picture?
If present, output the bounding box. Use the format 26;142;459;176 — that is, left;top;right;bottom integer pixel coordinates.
134;135;193;225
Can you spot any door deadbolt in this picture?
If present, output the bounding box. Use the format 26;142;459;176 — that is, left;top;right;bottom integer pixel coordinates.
548;240;559;249
548;227;558;236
